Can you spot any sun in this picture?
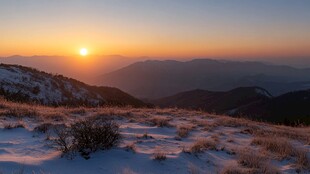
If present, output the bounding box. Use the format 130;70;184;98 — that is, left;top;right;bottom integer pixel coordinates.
80;48;88;56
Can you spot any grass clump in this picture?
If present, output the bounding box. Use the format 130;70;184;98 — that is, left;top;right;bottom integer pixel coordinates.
177;124;193;138
237;149;280;174
189;138;217;153
149;116;171;127
153;147;167;161
252;136;310;169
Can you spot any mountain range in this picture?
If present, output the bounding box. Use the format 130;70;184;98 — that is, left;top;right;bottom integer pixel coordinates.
100;59;310;99
152;87;310;125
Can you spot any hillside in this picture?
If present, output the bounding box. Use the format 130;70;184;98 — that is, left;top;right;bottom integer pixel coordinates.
153;87;310;125
0;63;147;107
152;87;271;114
100;59;310;98
0;101;309;174
236;89;310;125
0;55;144;84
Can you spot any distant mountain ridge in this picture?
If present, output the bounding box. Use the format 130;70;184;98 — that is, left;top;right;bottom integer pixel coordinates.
152;87;310;125
100;59;310;98
0;63;147;107
152;87;271;114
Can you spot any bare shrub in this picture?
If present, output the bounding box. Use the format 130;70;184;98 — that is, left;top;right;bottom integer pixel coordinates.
54;126;75;158
189;138;217;153
71;118;120;155
54;117;121;159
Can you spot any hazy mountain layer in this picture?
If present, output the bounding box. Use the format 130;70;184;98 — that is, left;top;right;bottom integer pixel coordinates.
100;59;310;98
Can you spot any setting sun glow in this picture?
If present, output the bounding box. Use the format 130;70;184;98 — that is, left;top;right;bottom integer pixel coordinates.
80;48;88;56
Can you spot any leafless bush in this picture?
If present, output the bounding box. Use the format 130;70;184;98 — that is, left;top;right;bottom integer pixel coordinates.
54;126;75;158
54;117;121;159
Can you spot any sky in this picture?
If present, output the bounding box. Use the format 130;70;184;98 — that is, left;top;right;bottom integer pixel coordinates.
1;0;310;59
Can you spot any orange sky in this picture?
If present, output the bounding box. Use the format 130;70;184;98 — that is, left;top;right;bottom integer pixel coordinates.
1;0;310;58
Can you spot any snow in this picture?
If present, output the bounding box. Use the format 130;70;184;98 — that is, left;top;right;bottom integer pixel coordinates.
0;65;103;105
255;88;272;98
0;110;308;174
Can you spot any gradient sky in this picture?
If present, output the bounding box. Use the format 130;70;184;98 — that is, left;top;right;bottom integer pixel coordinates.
1;0;310;58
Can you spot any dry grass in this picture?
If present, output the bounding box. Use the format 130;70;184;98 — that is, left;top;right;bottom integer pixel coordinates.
294;149;310;170
148;116;171;127
251;136;310;169
189;138;217;153
1;97;310;172
252;136;293;159
153;148;167;161
237;149;280;174
238;149;266;168
177;124;194;138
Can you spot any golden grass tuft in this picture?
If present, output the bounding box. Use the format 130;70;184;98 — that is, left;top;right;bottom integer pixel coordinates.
177;124;194;138
189;138;217;153
237;149;280;174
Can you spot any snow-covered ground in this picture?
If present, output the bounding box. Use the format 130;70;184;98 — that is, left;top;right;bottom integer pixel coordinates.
0;105;309;174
